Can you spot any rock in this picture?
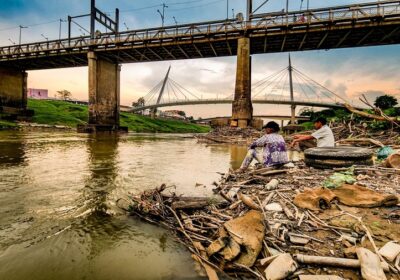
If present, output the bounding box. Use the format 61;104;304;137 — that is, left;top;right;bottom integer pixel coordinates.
284;162;295;169
264;253;298;280
224;210;265;267
265;179;279;191
264;203;283;212
378;241;400;262
356;247;387;280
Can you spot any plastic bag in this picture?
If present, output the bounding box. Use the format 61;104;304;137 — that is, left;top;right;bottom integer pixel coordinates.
377;146;394;160
323;168;356;189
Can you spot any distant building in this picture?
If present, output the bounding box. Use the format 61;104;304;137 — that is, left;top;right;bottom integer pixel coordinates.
28;88;48;99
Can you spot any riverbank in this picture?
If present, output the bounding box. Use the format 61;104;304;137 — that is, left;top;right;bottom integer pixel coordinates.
0;99;210;133
128;160;400;279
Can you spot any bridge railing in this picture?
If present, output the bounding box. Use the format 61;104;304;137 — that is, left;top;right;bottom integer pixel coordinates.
1;0;400;58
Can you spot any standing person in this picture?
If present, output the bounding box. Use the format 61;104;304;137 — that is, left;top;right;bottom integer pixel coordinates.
238;121;288;171
290;117;335;149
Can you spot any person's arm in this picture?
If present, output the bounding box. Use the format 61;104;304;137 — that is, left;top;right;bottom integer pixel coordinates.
290;134;314;147
250;135;268;149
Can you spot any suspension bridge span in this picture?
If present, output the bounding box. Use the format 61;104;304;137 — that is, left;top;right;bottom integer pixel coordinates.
0;0;399;131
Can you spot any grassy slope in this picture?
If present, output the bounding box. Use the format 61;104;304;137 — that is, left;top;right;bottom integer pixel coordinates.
0;119;17;129
26;99;209;133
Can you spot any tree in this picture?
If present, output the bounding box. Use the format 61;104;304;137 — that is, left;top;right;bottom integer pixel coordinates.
57;90;72;100
132;97;146;115
374;94;398;110
132;97;145;107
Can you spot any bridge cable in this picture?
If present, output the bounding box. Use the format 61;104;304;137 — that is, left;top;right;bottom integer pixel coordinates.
252;68;288;99
293;71;323;103
173;79;201;100
169;78;201;100
169;79;189;100
293;67;347;103
252;67;287;91
169;80;181;101
293;72;313;102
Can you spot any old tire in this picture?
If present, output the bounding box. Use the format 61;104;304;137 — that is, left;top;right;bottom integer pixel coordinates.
304;147;374;169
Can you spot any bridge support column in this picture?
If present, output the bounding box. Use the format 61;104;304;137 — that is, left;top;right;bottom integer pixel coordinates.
231;37;253;128
0;67;30;115
79;52;127;133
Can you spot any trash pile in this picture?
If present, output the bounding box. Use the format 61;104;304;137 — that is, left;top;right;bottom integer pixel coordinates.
331;122;400;149
127;162;400;280
196;122;400;149
196;126;262;145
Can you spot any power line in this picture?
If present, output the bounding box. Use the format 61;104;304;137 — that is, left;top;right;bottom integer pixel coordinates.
169;0;225;11
0;18;64;33
116;0;208;14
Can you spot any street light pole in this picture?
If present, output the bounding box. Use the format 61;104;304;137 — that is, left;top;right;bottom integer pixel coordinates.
157;3;168;27
59;19;66;40
19;25;28;45
226;0;229;19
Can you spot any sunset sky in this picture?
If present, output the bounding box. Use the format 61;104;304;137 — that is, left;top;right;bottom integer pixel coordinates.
1;0;399;118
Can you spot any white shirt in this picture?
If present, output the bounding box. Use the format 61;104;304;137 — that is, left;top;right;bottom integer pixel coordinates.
311;125;335;147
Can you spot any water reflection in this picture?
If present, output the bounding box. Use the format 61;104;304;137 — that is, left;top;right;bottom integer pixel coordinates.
84;134;119;214
0;132;26;166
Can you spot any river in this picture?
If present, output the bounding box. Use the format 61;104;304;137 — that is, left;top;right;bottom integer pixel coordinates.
0;131;251;280
0;131;302;280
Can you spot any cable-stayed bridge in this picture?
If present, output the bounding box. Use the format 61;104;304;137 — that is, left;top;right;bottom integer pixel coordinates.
130;60;354;122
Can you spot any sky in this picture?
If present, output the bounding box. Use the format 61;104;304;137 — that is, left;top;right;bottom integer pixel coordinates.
0;0;399;118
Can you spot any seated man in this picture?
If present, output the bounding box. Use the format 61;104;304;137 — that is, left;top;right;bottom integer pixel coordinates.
290;117;335;149
239;121;288;171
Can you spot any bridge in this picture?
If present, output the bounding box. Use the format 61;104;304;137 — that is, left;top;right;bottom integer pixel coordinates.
130;58;355;123
0;0;399;131
131;99;348;113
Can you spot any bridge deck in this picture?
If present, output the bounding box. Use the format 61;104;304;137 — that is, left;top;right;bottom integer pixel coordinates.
1;1;400;70
129;99;363;112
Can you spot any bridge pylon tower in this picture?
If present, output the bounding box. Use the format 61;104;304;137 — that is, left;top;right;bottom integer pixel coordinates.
151;66;171;119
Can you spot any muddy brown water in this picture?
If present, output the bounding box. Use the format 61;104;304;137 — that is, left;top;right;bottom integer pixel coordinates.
0;131;302;280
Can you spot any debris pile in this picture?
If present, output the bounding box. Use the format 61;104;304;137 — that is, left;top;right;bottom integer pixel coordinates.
128;162;400;279
197;126;262;144
196;122;400;148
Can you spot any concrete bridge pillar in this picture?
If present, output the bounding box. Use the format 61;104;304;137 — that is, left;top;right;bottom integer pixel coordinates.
231;37;253;128
0;67;28;110
79;52;126;132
